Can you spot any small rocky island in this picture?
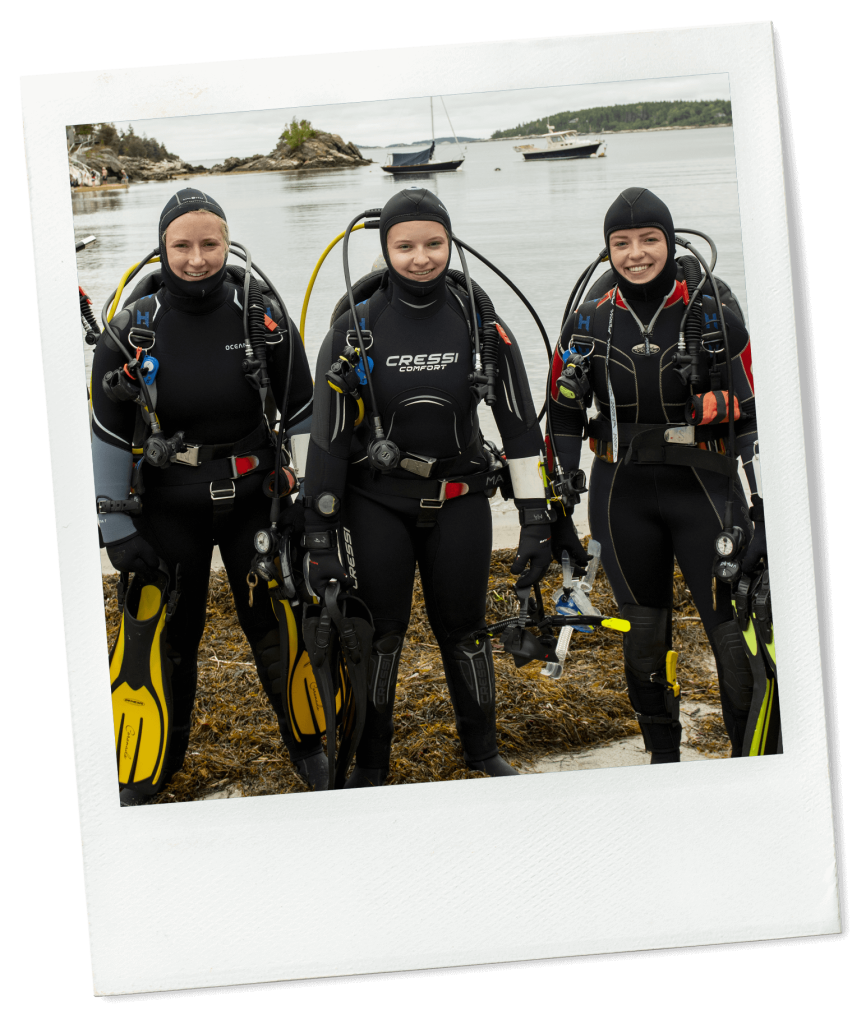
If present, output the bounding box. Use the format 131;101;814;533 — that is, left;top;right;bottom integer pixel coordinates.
67;118;371;187
209;125;371;175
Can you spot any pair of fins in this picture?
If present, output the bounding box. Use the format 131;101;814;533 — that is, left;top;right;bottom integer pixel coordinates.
733;567;782;756
110;560;178;802
300;583;374;789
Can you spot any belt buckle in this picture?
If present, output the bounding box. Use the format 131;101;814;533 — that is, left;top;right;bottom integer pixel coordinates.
399;455;437;478
210;481;236;503
663;426;695;446
420;481;446;508
172;445;201;467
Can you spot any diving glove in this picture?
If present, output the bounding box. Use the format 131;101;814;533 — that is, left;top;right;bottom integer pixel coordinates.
106;532;160;574
549;506;590;569
741;496;768;574
302;530;350;599
510;524;552;588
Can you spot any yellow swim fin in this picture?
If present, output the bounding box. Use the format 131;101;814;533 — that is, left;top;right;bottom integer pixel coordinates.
110;562;176;800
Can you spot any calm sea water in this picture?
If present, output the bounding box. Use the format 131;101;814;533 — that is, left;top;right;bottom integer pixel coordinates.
73;127;745;427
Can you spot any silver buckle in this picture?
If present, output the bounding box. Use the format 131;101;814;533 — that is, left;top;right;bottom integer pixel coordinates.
663;426;695;445
209;481;236;503
172;445;201;467
400;455;437;478
420;496;445;510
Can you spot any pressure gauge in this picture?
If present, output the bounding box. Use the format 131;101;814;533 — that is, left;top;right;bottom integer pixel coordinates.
254;529;273;555
314;492;340;518
715;534;736;557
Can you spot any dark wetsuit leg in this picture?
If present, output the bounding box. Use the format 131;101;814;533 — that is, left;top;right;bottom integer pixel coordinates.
346;489;498;768
588;457;753;754
135;473;318;775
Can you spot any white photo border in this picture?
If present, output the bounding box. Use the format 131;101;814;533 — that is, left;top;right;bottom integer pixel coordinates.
21;22;838;996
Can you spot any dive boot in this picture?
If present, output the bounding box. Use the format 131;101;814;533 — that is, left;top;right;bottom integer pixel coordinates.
119;786;153;807
295;751;330;791
466;754;519;777
110;560;178;802
344;766;388;788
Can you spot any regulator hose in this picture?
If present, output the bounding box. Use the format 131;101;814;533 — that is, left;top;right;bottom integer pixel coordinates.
679;253;704;387
447;268;498;404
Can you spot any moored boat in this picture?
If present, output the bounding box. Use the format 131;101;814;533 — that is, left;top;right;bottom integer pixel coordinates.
382;97;466;175
514;127;606;161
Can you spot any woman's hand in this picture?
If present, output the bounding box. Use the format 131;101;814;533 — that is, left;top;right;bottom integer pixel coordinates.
106;532;160;575
549;507;590;569
303;549;350;599
510;524;553;588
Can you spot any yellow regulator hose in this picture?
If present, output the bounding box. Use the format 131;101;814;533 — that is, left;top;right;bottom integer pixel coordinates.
107;256;161;321
299;223;364;342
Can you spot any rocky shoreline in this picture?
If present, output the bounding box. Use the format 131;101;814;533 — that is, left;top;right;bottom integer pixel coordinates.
207;131;371;174
69;130;371;186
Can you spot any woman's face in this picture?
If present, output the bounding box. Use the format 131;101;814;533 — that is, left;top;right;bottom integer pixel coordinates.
386;221;449;284
609;227;668;287
164;211;227;283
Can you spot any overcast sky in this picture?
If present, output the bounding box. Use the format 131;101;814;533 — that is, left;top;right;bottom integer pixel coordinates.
110;73;730;162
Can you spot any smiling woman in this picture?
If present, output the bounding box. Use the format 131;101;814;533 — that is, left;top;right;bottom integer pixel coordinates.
162;211;230;283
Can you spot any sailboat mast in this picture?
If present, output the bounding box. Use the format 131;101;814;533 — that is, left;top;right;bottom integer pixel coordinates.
429;96;435;158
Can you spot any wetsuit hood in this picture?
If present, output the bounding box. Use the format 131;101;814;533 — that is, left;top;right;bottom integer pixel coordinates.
604;187;677;304
158;187;229;300
379;188;452;299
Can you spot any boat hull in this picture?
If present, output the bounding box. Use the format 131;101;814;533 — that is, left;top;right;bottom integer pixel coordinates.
521;143;602;161
383;159;465;174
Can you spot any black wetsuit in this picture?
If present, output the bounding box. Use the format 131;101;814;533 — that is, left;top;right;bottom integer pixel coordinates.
91;274;315;777
550;271;760;757
304;267;546;771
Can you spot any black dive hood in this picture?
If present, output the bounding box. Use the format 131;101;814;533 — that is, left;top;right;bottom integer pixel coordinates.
603;186;678;304
378;187;452;298
158;187;229;299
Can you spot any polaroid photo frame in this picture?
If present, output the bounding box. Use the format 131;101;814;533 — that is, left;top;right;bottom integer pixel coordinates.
22;22;839;996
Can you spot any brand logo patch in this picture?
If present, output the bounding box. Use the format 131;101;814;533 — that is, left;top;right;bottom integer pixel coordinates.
631;343;660;355
385;353;458;371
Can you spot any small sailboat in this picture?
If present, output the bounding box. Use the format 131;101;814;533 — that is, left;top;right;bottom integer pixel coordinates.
382;97;465;174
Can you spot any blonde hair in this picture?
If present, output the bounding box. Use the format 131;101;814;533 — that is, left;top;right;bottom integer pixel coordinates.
162;209;230;256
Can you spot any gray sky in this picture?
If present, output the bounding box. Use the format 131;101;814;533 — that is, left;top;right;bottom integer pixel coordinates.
112;73;729;162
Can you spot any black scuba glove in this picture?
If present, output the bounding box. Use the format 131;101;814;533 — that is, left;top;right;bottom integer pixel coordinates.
302;527;350;599
741;496;768;574
549;506;590;569
510;523;553;588
106;532;160;575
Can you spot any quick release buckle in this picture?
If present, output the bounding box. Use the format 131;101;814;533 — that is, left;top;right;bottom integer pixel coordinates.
172;445;201;467
663;425;695;445
400;455;437;478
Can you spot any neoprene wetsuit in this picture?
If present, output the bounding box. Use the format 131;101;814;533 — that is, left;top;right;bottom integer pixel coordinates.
91;253;315;783
303;191;549;779
549;187;763;760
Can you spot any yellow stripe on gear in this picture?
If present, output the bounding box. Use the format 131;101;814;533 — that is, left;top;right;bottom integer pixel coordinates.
602;617;631;632
665;649;679;697
268;581;326;741
111;582;171;789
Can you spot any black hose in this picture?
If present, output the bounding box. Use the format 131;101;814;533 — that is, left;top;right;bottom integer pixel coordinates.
342;210;384;432
679;254;704;387
451;235;551;362
448;267;498;405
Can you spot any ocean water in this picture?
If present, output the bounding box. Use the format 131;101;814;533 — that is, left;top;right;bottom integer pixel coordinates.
72;125;745;538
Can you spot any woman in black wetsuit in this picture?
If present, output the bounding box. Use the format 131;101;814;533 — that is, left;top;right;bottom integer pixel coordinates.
302;187;578;786
549;187;767;761
91;188;324;801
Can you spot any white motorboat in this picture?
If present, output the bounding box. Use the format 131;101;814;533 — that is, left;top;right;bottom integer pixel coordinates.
514;126;606;161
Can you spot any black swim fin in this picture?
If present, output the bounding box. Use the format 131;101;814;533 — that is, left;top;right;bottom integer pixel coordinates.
734;568;782;756
110;560;178;801
325;587;373;789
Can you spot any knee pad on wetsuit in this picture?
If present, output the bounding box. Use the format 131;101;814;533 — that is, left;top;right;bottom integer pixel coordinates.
621;604;681;756
369;633;405;713
445;637;495;710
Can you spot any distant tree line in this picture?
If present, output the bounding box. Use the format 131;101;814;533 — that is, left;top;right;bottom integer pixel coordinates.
72;122;178;161
491;100;732;138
